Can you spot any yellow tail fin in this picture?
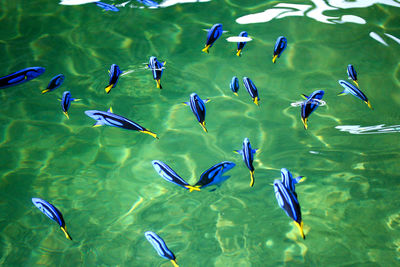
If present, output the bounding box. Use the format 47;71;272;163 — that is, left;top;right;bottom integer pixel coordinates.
105;84;113;94
250;171;255;187
200;122;208;133
272;55;278;63
171;259;179;267
156;79;162;89
353;80;359;87
140;130;158;139
63;112;69;119
41;89;50;94
202;45;210;54
236;49;242;57
185;185;201;192
301;117;308;130
61;227;72;240
366;100;373;110
294;221;305;240
253;97;259;106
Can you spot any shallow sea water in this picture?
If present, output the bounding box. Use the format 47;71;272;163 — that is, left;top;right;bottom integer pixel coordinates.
0;0;400;266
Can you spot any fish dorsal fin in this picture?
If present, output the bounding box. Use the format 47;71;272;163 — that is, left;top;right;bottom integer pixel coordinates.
93;121;104;127
107;107;113;113
204;99;210;103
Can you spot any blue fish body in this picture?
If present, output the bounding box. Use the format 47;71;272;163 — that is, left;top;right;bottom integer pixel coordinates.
145;231;178;266
202;23;223;53
273;180;305;239
105;64;121;94
152;160;191;189
148;56;165;89
230;76;239;95
32;198;72;240
236;31;248;56
184;93;208;133
338;80;372;109
94;1;119;11
43;74;64;94
137;0;159;7
300;90;324;129
281;168;304;198
243;77;259;106
61;91;78;119
0;67;45;89
273;36;287;63
347;64;358;86
194;161;236;189
85;109;158;139
235;137;257;187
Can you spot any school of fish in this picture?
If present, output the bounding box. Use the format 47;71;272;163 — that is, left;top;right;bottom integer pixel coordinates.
0;2;376;266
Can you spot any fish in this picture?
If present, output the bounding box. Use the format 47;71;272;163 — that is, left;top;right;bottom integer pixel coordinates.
243;77;259;106
136;0;159;7
347;64;358;87
183;93;209;133
236;31;248;56
42;74;65;94
280;168;305;198
230;76;239;96
192;161;236;191
148;56;165;89
300;90;324;129
94;1;119;11
32;198;72;240
84;107;158;139
0;67;45;89
152;160;199;191
272;36;287;63
273;179;305;239
235;138;258;187
145;231;179;267
338;80;372;109
202;23;223;54
61;91;79;119
105;64;122;94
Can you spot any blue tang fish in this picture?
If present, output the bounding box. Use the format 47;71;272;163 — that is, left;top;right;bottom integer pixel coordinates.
85;107;158;139
202;23;223;54
136;0;159;7
94;1;119;11
230;76;239;96
236;31;248;56
183;93;210;133
273;179;305;239
148;56;165;89
300;90;324;129
152;160;199;191
42;74;65;94
243;77;259;106
338;80;372;109
32;198;72;240
347;64;358;87
235;138;258;187
105;64;121;94
280;168;305;198
61;91;79;119
0;67;45;89
192;161;236;191
272;36;287;63
145;231;179;267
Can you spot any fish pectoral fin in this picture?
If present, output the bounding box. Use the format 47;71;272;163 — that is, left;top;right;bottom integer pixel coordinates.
107;107;113;113
249;171;255;187
204;99;210;103
41;89;50;94
294;221;305;240
171;259;179;267
105;84;113;94
202;45;210;54
233;150;242;155
93;121;104;127
162;61;166;66
272;55;278;63
61;226;72;240
337;91;348;96
251;148;258;154
185;185;201;192
295;176;306;183
140;130;158;139
72;98;82;102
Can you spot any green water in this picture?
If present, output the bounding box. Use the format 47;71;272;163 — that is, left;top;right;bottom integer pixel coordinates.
1;0;400;266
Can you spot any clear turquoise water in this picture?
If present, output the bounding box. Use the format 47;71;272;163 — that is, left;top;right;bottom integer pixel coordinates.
1;0;400;266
